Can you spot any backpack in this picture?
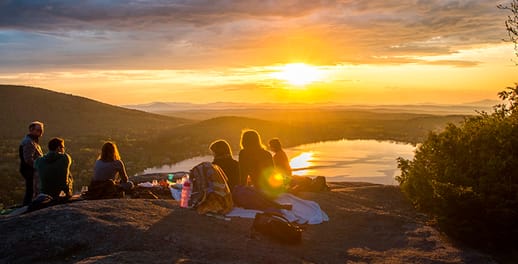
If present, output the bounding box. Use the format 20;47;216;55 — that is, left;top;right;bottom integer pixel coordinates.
189;162;233;215
289;176;330;193
251;212;303;244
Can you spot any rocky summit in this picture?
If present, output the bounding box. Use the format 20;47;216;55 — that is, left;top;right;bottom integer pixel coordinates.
0;182;494;264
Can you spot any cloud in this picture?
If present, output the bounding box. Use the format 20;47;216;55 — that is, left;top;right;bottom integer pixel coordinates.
420;59;480;67
0;0;510;70
321;1;506;57
0;0;326;30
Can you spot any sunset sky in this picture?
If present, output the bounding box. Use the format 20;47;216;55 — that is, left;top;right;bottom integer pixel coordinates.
0;0;516;105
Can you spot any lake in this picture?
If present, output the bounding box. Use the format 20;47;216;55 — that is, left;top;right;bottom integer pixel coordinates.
141;139;415;185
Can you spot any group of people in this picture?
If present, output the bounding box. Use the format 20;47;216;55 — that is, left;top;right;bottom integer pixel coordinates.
18;121;133;207
210;130;292;196
209;130;295;212
19;120;294;209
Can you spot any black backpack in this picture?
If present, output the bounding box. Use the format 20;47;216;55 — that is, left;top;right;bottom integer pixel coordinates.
251;212;302;244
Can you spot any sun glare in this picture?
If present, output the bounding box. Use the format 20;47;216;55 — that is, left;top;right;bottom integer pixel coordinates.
271;63;323;86
268;173;285;188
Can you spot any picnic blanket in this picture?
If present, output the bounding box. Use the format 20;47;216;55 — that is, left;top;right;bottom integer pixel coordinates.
226;193;329;224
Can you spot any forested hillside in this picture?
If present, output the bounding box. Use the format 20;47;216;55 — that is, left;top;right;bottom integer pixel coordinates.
0;85;191;138
0;85;467;207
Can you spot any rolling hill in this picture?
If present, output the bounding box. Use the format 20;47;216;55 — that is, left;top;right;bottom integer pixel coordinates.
0;85;191;139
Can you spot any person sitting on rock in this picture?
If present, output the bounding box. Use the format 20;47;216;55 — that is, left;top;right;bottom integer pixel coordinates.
35;137;73;200
236;129;291;211
27;137;73;212
238;129;275;192
210;139;239;191
88;141;133;199
268;138;292;180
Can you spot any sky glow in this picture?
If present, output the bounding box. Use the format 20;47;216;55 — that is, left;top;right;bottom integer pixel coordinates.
0;0;516;105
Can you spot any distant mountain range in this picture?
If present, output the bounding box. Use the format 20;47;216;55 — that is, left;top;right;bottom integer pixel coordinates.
122;101;336;111
123;100;498;116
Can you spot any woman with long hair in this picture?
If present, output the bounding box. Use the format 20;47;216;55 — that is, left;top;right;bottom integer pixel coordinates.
236;130;291;211
99;141;121;162
269;138;292;179
238;129;277;193
88;141;133;198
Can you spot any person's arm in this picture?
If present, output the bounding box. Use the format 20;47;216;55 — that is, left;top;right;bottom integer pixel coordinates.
33;157;41;171
238;151;248;186
22;141;37;167
230;160;240;186
67;155;73;197
266;151;274;168
272;153;281;168
118;160;128;183
62;154;73;197
279;151;292;177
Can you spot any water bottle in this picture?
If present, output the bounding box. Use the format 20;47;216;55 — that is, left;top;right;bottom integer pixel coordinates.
180;180;191;208
167;173;175;186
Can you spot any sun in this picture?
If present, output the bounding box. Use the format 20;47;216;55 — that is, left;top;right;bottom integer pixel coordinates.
271;63;323;86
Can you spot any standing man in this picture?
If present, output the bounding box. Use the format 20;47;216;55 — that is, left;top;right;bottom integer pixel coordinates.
35;137;73;200
19;121;44;205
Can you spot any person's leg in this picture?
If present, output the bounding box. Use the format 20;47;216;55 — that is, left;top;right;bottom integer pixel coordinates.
22;172;33;206
117;181;134;198
32;172;39;199
26;194;53;212
119;181;134;191
233;186;291;212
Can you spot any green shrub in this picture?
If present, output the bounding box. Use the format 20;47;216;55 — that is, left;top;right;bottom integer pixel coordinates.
397;84;518;249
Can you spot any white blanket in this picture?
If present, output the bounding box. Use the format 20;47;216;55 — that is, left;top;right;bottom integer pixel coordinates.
226;193;329;224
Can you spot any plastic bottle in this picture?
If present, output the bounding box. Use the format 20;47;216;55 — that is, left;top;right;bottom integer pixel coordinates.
167;173;175;181
167;173;175;186
180;180;191;208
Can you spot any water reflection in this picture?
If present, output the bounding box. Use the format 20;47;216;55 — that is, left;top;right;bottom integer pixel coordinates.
284;139;415;185
289;152;314;175
142;139;415;185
